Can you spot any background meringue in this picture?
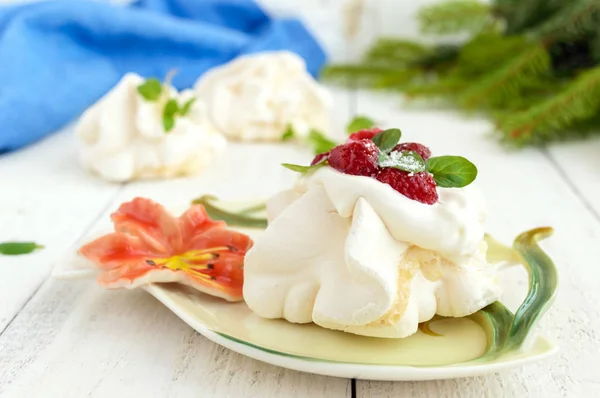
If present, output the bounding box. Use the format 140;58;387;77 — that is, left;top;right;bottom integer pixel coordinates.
76;73;226;182
194;51;333;141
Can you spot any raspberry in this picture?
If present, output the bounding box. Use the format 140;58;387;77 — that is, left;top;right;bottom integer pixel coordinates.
329;140;379;176
347;128;383;143
376;168;438;204
311;152;329;166
393;142;432;160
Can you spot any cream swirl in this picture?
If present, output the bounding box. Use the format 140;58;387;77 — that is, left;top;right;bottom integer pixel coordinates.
76;73;226;182
243;167;500;338
194;51;332;141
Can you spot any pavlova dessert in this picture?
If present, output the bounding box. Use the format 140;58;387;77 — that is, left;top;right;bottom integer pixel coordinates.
76;73;226;182
243;127;501;338
194;51;332;141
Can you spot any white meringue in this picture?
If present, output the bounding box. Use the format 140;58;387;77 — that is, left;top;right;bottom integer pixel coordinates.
76;73;226;182
243;167;501;338
194;51;333;141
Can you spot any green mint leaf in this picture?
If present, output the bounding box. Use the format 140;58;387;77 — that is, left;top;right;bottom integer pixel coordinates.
346;116;376;134
163;99;179;132
179;98;196;116
0;242;44;256
426;156;478;187
163;116;175;132
191;195;268;229
281;124;295;141
137;78;163;101
282;163;312;173
307;129;337;155
372;128;401;153
282;159;328;175
379;150;426;173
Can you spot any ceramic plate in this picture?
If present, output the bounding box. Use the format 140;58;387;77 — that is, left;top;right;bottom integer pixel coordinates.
144;227;558;381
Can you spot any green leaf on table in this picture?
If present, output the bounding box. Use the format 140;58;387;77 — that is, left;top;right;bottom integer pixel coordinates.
191;195;268;229
346;116;376;134
379;150;426;173
281;124;296;141
179;98;196;116
307;129;337;154
0;242;44;256
426;155;478;187
163;99;179;132
137;78;163;101
372;128;402;153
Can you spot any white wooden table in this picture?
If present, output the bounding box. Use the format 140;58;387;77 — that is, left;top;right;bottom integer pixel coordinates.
1;86;600;397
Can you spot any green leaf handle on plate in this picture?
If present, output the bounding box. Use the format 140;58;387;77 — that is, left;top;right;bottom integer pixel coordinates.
191;195;268;229
504;226;558;351
474;227;557;360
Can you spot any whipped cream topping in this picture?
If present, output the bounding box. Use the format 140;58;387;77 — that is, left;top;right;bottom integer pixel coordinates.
76;73;226;182
243;167;501;338
194;51;333;141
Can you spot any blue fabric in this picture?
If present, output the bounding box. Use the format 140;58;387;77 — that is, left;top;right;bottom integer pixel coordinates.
0;0;326;153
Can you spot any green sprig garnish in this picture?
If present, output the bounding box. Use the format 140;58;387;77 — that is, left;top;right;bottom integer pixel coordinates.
282;124;478;188
0;242;44;256
425;155;478;187
281;124;295;141
163;99;179;132
372;128;402;153
307;129;337;154
137;71;197;133
379;150;426;173
179;98;196;116
137;78;162;101
347;116;376;133
282;160;328;175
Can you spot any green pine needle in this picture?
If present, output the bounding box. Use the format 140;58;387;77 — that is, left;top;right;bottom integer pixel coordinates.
498;66;600;145
365;39;430;64
418;0;491;35
530;0;600;43
458;44;551;109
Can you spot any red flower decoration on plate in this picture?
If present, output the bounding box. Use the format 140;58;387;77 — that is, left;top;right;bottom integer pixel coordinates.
79;197;252;301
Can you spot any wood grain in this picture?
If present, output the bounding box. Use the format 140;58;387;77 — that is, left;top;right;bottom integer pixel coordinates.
0;130;121;331
353;90;600;397
0;88;353;398
545;139;600;219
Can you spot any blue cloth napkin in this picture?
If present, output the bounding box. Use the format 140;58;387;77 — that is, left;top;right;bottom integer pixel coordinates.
0;0;326;153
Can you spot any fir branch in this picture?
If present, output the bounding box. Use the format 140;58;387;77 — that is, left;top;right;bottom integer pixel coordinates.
498;66;600;145
365;39;430;65
418;0;492;35
458;44;551;109
502;0;563;35
372;69;422;89
321;65;410;87
403;77;468;98
456;33;530;76
531;0;600;43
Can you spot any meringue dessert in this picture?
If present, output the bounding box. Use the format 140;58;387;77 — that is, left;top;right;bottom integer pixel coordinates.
243;128;501;338
194;51;332;141
76;73;226;182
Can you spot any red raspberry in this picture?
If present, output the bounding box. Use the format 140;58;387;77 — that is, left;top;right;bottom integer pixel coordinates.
376;168;438;204
311;152;329;166
329;140;379;176
347;128;383;143
393;142;432;160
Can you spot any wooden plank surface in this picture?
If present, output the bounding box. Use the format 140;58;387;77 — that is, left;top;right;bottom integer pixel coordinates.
0;89;352;398
545;139;600;219
353;91;600;397
0;130;121;332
